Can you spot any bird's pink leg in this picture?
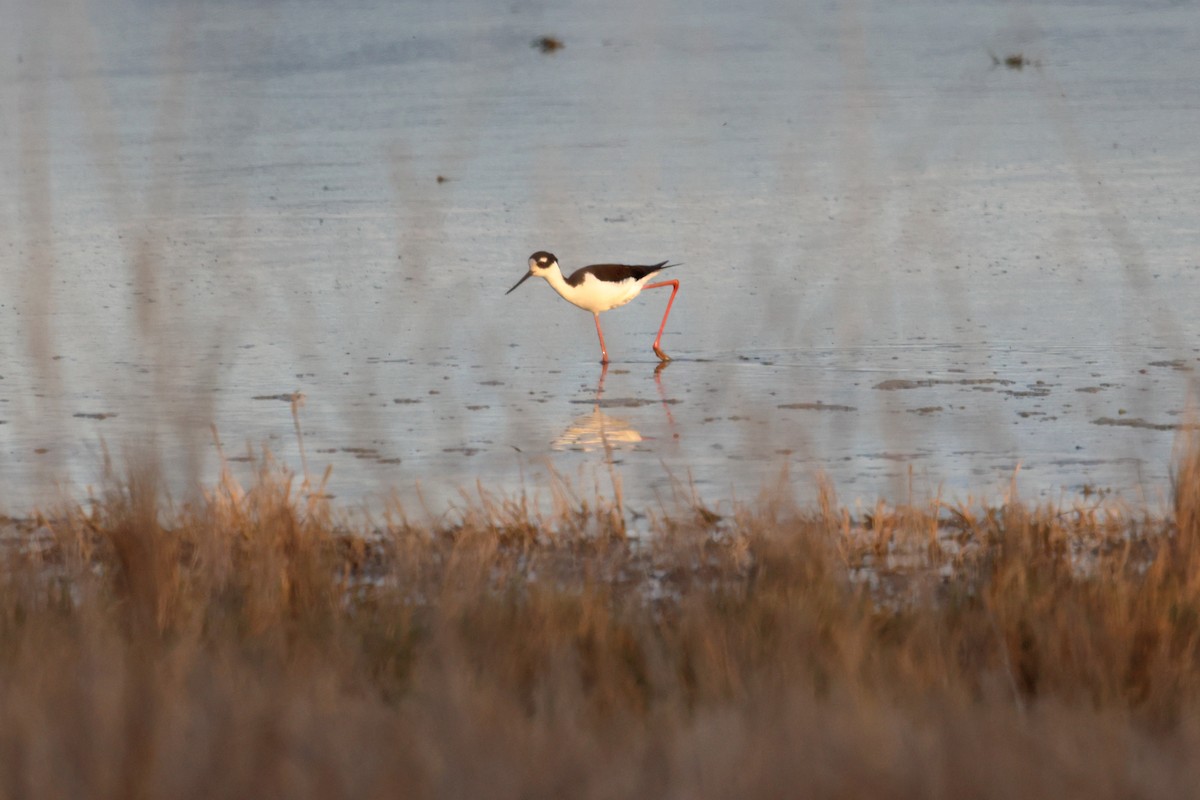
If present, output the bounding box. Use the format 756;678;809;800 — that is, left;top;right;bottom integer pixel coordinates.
644;279;679;362
593;313;609;364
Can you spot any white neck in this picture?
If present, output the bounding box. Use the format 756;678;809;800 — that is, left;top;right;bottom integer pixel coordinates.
541;264;574;301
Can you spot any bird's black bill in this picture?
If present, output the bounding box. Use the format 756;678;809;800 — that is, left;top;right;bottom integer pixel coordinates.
505;271;533;295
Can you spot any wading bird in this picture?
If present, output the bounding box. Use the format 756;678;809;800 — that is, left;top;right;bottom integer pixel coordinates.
505;251;680;364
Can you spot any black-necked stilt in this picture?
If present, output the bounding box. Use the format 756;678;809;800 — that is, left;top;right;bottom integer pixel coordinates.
505;251;680;364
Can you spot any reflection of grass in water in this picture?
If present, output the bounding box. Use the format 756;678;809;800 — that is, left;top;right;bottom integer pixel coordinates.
0;437;1198;794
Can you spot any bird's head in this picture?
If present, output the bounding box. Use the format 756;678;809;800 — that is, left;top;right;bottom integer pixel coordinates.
506;251;558;294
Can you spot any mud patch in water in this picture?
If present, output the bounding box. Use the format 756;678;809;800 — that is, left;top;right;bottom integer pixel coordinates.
874;378;1014;391
1093;417;1180;432
253;393;303;402
341;447;381;459
778;402;857;412
570;398;681;408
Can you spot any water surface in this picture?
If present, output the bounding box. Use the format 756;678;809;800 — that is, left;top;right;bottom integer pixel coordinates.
2;0;1198;513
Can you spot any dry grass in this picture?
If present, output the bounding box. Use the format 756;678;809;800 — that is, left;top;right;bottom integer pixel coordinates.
1;440;1199;799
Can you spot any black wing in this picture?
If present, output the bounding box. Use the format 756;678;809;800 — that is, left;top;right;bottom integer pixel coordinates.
565;261;677;287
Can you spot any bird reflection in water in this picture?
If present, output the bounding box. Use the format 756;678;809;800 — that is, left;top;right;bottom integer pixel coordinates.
552;362;677;459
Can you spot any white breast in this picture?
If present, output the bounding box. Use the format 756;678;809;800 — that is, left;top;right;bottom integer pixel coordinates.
556;273;644;314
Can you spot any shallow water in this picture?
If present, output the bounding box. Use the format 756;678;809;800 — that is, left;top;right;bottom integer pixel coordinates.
1;0;1198;514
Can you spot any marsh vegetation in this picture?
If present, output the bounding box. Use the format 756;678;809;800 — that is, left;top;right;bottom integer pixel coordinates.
2;438;1199;797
